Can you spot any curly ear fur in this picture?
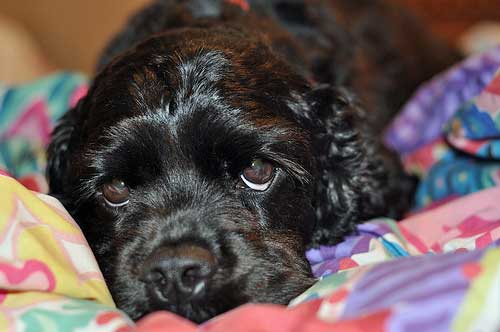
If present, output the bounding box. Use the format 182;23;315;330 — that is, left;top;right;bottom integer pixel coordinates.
46;102;84;198
301;85;417;246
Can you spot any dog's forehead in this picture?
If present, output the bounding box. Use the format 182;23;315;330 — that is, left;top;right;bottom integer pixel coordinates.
89;27;312;128
85;29;314;157
176;50;228;85
125;34;304;110
92;47;310;169
122;47;295;126
122;49;226;114
167;50;230;117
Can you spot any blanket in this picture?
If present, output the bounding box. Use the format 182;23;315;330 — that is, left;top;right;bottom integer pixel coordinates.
384;45;500;209
1;48;500;331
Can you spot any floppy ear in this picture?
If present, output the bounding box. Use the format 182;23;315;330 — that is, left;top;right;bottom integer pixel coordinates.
46;101;84;197
301;85;417;246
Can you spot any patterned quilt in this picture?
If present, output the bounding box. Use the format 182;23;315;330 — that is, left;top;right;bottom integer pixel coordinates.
1;47;500;332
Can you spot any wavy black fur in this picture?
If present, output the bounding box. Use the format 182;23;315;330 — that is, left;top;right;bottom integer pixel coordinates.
47;0;457;323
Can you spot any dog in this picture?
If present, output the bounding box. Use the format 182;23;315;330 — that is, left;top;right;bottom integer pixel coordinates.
46;0;459;323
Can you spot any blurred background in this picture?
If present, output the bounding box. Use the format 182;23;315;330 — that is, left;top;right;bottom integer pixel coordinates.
1;0;500;84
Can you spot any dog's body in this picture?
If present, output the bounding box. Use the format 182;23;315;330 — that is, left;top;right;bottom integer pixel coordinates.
47;0;459;323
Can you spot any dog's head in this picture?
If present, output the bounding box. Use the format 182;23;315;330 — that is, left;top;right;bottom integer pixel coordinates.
47;26;413;322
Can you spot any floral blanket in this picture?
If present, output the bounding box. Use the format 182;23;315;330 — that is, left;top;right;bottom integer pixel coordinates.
1;47;500;331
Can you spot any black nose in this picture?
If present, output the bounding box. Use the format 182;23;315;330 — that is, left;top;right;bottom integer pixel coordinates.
142;244;216;304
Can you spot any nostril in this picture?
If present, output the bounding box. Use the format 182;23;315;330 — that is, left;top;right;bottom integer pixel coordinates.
150;269;167;286
144;268;174;303
181;265;202;288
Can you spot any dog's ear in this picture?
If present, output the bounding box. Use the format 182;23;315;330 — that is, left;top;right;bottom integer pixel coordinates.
46;101;84;197
299;85;417;246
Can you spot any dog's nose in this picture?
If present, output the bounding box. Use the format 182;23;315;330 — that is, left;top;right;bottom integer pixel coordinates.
142;244;216;304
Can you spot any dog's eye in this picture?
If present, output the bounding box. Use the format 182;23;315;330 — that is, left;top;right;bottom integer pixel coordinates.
240;158;275;191
102;179;130;207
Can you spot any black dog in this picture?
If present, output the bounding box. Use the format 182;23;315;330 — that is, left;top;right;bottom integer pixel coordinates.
47;0;458;323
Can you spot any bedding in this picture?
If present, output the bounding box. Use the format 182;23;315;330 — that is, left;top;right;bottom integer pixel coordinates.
1;49;500;331
385;46;500;209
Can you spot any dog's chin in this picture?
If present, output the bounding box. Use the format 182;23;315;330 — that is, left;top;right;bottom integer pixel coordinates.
123;297;224;324
109;281;216;323
113;279;312;323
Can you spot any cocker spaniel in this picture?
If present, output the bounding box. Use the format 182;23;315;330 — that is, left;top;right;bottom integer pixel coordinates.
47;0;458;323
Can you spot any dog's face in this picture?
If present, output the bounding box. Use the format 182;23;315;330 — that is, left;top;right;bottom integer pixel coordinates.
47;27;412;322
49;28;319;322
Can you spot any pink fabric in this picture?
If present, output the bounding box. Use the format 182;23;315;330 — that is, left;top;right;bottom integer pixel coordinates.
400;186;500;253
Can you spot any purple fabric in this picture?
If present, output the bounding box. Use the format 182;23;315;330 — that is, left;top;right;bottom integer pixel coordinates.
384;45;500;155
342;249;484;332
306;220;407;277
